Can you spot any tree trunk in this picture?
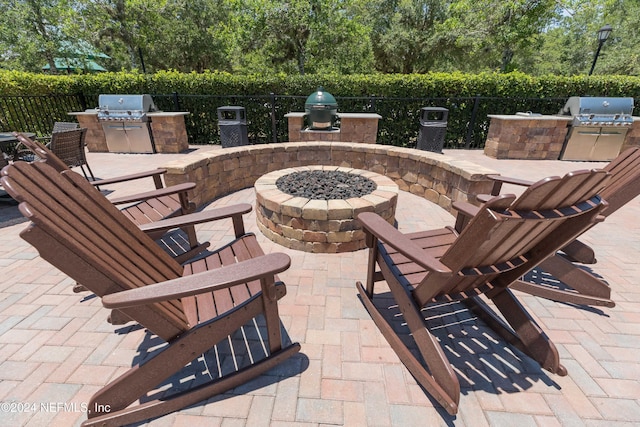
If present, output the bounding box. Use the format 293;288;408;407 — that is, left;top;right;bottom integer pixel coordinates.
501;47;514;72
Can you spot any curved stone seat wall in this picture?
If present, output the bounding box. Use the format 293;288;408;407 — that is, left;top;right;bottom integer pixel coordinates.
161;142;498;214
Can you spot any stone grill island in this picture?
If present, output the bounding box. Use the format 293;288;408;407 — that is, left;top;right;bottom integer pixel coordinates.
255;166;398;253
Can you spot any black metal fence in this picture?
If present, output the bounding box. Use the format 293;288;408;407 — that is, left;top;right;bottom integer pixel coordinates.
0;92;571;149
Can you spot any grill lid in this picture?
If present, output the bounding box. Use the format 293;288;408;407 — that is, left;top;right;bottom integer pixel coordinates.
304;87;338;111
98;94;157;112
560;97;634;127
560;96;634;116
97;94;158;121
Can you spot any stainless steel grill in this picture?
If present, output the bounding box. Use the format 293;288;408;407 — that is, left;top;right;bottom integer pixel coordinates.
559;96;635;161
96;94;159;153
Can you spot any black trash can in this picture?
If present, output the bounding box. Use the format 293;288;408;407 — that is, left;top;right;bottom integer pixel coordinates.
217;106;249;147
417;107;448;153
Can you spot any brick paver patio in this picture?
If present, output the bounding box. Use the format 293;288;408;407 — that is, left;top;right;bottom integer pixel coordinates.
0;146;638;426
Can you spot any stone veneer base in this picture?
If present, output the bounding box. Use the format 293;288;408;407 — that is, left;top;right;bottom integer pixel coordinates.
484;114;640;160
255;166;398;253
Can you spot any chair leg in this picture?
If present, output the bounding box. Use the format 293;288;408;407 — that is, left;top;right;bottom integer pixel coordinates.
183;224;199;250
559;239;596;264
509;251;614;308
83;345;300;427
468;290;567;376
81;164;99;190
83;291;300;426
357;277;460;415
510;279;614;308
538;255;613;301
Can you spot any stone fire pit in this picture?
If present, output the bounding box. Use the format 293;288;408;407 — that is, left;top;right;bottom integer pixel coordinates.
255;166;398;253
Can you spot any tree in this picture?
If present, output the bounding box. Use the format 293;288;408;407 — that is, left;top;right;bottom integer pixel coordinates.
442;0;557;73
233;0;374;75
2;0;639;76
522;0;640;76
360;0;454;74
0;0;81;72
76;0;234;73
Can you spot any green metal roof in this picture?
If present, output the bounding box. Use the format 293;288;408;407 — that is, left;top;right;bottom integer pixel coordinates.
42;57;107;73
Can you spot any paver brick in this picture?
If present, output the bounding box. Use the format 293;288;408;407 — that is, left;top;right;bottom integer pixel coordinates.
0;147;637;426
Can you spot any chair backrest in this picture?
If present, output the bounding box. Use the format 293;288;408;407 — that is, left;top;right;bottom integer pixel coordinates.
412;169;611;305
1;161;189;341
13;132;69;172
600;146;640;216
49;128;88;168
52;121;79;133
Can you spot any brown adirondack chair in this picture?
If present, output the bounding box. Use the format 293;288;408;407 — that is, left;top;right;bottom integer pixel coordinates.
1;160;301;426
12;132;206;264
356;168;610;415
474;147;640;308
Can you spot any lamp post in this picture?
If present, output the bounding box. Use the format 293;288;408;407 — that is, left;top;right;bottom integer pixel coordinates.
589;24;612;76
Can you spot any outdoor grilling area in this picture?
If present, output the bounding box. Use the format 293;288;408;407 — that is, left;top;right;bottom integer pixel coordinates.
485;96;640;160
285;87;383;144
69;94;190;153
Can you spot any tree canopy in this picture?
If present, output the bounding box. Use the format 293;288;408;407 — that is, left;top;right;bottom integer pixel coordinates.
1;0;638;76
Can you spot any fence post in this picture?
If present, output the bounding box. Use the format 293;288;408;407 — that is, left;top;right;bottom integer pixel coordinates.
270;92;278;143
172;92;181;111
464;96;481;149
78;93;88;111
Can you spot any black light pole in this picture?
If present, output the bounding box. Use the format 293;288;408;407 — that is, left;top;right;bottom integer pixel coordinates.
589;24;612;76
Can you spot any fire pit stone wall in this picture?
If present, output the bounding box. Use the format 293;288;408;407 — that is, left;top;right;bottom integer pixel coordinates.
162;142;498;218
255;166;398;253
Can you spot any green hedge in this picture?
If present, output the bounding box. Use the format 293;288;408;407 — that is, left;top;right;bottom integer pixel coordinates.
2;70;640;148
4;70;640;98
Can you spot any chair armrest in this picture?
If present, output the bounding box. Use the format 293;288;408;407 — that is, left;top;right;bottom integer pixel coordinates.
101;252;291;309
109;182;196;205
138;203;252;234
487;174;534;187
487;174;534;195
357;212;451;274
90;168;167;187
452;201;481;217
452;201;481;232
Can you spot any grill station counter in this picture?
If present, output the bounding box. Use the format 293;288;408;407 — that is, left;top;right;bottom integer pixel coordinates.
485;96;638;161
559;97;634;161
69;94;190;154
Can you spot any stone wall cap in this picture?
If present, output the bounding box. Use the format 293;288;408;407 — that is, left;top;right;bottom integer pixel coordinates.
147;112;190;117
488;114;572;121
337;113;382;119
68;111;98;115
285;112;382;119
